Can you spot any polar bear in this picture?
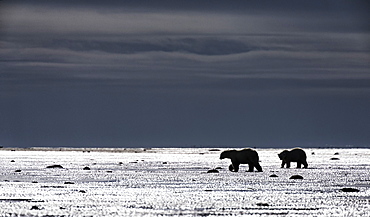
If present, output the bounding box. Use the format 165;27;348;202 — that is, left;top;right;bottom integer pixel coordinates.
278;148;308;168
220;148;263;172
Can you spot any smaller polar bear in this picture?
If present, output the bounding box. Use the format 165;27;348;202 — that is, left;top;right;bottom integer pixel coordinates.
220;148;263;172
278;148;308;168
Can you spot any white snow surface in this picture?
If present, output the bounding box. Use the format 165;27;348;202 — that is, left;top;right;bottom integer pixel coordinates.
0;148;369;216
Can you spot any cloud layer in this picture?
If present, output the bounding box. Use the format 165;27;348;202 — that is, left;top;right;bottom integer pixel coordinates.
0;1;369;147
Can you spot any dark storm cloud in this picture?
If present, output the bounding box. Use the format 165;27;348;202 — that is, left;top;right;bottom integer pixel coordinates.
35;38;254;56
0;0;369;148
5;0;370;14
2;0;369;36
1;32;369;94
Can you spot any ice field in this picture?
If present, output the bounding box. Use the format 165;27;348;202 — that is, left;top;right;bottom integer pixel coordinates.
0;148;369;216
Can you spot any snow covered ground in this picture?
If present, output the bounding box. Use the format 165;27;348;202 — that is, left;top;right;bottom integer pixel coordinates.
0;148;369;216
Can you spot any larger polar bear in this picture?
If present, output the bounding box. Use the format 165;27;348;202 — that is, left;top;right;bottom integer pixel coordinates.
220;148;263;172
278;148;308;168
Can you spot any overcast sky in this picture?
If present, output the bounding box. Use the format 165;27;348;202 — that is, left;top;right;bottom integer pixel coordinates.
0;0;369;148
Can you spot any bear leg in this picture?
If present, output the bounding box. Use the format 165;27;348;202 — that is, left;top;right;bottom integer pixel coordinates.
286;162;291;168
228;164;234;172
302;160;308;168
281;161;285;168
247;164;254;172
254;163;263;172
297;162;302;168
232;163;240;172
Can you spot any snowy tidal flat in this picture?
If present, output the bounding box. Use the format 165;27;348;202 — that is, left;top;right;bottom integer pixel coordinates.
0;148;369;216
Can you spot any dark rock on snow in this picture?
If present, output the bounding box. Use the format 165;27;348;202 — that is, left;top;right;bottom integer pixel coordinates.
46;165;63;169
330;158;340;160
289;175;303;179
256;203;269;206
30;205;41;210
64;181;75;184
83;167;91;170
341;188;360;192
269;174;278;177
207;169;219;173
41;185;65;188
